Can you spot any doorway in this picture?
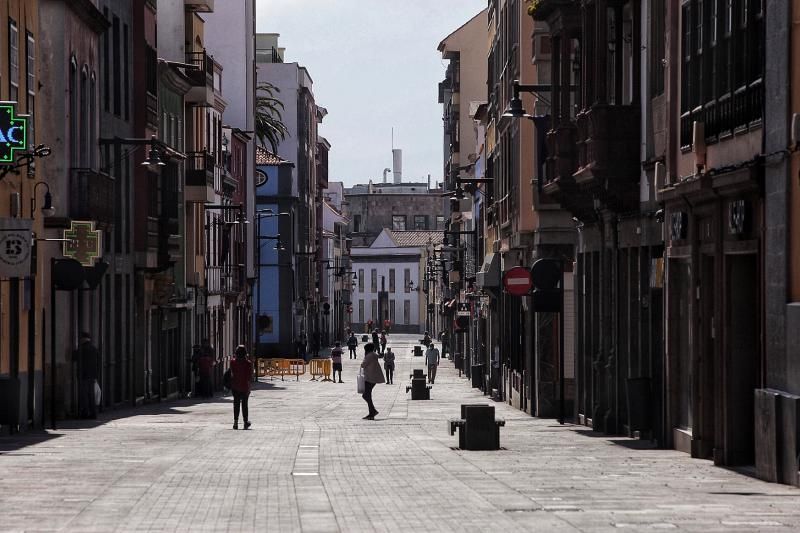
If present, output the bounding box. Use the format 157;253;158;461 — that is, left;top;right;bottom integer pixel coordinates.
722;253;759;465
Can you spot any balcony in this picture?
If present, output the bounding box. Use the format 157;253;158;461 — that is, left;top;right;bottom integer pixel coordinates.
680;79;764;149
158;217;181;266
573;104;640;212
184;0;213;13
541;124;592;219
185;50;214;104
185;151;215;203
70;168;114;229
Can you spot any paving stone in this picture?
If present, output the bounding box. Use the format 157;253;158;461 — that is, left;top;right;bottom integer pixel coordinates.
1;334;799;532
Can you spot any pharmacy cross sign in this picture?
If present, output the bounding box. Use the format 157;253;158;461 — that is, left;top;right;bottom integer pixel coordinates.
0;103;27;164
63;221;102;266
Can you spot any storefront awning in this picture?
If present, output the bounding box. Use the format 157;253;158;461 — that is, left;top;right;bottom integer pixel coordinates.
475;253;500;288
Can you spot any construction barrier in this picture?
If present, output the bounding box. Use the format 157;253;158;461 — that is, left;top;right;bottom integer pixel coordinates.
286;359;306;381
308;358;333;382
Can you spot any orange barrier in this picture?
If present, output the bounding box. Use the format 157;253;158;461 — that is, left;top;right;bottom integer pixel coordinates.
286;359;306;380
308;358;333;382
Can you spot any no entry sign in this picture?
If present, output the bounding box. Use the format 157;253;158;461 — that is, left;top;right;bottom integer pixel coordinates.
502;266;533;296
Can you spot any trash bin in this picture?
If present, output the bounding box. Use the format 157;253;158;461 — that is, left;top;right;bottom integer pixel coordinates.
471;365;483;389
627;377;652;433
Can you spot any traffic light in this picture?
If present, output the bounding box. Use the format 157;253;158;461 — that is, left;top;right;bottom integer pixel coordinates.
256;314;273;334
531;259;563;312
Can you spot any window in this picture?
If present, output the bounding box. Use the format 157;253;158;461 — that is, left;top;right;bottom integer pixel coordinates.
9;19;18;102
404;268;411;293
389;269;395;293
413;215;428;230
436;215;445;229
358;269;364;292
358;299;364;323
80;67;88;167
103;8;109;111
112;16;120;116
353;214;361;233
371;300;377;323
650;0;665;96
403;300;410;325
90;73;96;168
392;215;406;231
123;24;129;120
25;32;34;144
69;58;78;167
371;269;377;293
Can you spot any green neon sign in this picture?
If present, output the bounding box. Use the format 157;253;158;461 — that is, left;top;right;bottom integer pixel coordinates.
0;103;27;164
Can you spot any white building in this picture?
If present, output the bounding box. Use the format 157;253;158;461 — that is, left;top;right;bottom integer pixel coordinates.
350;230;443;334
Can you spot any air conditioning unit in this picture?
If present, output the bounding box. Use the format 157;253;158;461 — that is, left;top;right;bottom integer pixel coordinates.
692;121;706;174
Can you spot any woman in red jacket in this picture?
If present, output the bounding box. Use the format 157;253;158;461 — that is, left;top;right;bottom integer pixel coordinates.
230;345;253;430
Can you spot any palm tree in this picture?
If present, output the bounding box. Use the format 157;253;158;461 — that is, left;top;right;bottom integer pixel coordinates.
254;82;289;152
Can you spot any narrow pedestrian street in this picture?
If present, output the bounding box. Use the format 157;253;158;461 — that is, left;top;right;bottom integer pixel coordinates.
1;335;798;532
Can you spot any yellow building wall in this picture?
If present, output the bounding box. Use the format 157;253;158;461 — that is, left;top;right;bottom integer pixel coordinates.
0;0;41;378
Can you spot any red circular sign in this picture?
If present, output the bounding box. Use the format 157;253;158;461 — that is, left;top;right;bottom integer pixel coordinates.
502;266;533;296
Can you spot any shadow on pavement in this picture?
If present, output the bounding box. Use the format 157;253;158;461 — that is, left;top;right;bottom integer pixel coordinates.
572;428;658;450
0;431;62;453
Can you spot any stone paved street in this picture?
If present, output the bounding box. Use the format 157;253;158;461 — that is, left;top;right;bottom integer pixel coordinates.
1;334;799;532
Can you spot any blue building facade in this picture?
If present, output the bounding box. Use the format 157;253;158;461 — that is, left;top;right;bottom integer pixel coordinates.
254;150;295;357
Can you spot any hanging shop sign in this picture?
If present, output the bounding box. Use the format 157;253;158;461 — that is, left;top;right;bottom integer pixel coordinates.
0;217;32;278
63;220;103;266
456;302;470;317
502;266;533;296
0;103;27;164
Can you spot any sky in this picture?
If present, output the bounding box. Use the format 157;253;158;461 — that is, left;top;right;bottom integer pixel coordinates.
255;0;487;187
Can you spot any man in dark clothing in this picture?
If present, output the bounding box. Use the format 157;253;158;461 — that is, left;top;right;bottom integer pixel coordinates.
72;332;99;419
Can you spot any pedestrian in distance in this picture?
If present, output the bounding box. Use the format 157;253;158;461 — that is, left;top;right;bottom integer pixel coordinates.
331;341;344;383
360;342;385;420
197;348;215;399
422;331;431;347
347;332;358;359
72;332;99;419
383;346;395;385
230;345;253;430
379;330;387;355
296;333;307;361
372;329;379;347
311;330;321;358
425;342;440;385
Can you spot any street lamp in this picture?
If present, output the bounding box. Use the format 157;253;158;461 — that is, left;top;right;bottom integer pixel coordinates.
31;181;55;218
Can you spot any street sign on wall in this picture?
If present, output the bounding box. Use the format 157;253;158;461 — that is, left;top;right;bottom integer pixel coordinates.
0;218;32;278
502;266;533;296
0;103;27;164
456;302;470;316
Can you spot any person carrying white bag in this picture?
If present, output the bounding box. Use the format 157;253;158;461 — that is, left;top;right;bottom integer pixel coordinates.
359;342;384;420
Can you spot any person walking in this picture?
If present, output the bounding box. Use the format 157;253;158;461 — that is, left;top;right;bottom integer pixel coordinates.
197;348;215;399
371;329;379;348
331;341;344;383
230;345;253;430
359;342;384;420
379;330;387;355
383;347;395;385
425;342;440;384
347;332;358;359
72;332;99;419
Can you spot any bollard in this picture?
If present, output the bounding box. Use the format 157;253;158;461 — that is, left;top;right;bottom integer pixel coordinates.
448;404;505;450
405;369;431;400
